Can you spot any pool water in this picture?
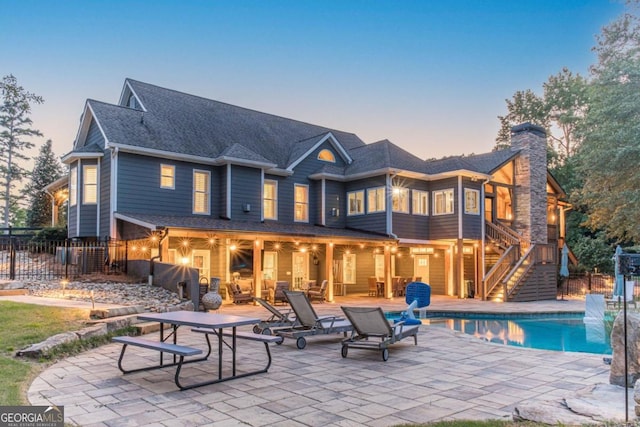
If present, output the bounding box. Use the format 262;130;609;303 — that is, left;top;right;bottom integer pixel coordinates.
387;312;612;355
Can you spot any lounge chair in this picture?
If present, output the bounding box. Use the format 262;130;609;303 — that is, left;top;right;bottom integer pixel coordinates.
307;279;328;303
253;297;297;335
275;290;352;349
340;306;419;361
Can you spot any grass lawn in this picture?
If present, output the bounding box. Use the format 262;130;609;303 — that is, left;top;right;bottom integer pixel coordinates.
0;301;88;405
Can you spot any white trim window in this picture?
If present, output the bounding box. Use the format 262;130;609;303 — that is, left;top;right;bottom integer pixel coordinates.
294;183;309;222
367;187;385;213
412;190;428;215
317;149;336;163
433;188;454;215
263;179;278;220
69;166;77;207
82;165;97;205
392;187;409;213
192;169;210;215
347;190;364;215
160;164;175;189
464;188;480;215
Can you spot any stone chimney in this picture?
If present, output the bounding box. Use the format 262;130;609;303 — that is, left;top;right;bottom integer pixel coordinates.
510;122;548;244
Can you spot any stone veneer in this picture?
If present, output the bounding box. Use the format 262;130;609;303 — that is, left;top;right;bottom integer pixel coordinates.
510;123;548;244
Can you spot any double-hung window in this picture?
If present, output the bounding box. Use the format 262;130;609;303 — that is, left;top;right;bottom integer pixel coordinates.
83;165;97;205
69;167;77;206
392;187;409;213
192;170;210;215
160;164;175;189
464;188;480;215
263;180;278;220
412;190;428;215
433;189;454;215
347;190;364;215
367;187;385;213
294;184;309;222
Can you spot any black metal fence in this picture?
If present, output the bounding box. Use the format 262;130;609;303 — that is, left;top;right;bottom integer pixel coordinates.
0;233;128;280
560;273;640;298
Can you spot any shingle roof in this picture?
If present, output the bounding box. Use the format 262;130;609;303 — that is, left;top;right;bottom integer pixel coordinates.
114;80;366;168
424;149;518;175
116;212;393;241
345;140;428;176
79;79;525;180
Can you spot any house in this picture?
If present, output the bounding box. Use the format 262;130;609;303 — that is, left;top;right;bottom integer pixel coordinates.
61;79;568;302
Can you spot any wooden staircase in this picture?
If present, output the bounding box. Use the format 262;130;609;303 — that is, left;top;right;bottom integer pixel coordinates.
483;221;557;302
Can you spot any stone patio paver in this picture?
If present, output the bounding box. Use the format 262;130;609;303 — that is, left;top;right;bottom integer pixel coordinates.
19;294;632;426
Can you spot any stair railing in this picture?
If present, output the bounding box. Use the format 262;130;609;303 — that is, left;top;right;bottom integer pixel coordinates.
483;245;518;300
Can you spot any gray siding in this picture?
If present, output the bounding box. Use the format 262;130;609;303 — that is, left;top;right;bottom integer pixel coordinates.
345;176;387;234
68;162;78;237
461;178;483;239
230;166;261;220
99;154;111;238
78;160;98;237
86;120;105;148
117;153;221;218
324;180;345;228
391;178;430;239
429;178;459;240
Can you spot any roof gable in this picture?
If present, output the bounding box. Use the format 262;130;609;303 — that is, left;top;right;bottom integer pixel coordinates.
286;132;352;171
116;79;366;168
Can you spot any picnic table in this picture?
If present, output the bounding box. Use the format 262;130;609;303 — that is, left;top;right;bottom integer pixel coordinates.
113;311;280;390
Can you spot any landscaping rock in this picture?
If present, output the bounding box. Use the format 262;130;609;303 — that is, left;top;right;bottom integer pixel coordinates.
514;383;634;424
75;324;107;339
90;305;145;319
610;311;640;387
24;280;184;312
0;280;25;290
16;332;79;358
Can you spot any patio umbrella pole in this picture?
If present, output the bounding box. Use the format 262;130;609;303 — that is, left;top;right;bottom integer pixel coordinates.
624;276;628;424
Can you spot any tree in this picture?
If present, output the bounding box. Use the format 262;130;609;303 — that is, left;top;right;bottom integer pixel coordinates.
0;75;43;227
543;67;589;161
24;139;63;227
573;55;640;242
495;89;549;149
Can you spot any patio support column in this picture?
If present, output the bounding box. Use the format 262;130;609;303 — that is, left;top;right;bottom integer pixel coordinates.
253;239;262;301
326;242;334;302
457;239;464;298
384;245;392;298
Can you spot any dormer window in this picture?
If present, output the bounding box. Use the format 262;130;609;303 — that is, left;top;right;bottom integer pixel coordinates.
317;149;336;163
127;94;139;109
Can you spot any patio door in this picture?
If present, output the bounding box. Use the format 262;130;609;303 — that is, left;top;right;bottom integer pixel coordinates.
263;251;277;280
292;252;309;289
414;255;429;283
192;250;210;282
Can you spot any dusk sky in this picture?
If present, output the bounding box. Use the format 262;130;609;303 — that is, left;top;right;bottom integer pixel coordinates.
2;0;625;165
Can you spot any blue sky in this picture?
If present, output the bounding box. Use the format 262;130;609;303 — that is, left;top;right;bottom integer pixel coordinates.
1;0;625;163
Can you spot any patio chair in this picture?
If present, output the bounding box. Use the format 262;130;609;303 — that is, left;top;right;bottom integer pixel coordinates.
340;306;420;361
227;283;253;304
252;297;297;335
307;280;328;303
275;290;352;349
273;281;290;305
367;277;378;297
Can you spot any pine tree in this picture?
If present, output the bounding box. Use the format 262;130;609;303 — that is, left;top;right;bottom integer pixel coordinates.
24;139;63;227
0;74;44;227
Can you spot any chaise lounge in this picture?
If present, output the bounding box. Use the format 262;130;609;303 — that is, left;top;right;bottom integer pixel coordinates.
340;306;420;361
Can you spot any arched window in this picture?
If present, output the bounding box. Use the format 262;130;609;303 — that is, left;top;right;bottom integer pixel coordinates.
317;149;336;163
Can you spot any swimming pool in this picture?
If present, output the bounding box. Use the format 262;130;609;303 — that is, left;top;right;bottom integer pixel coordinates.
386;312;612;354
